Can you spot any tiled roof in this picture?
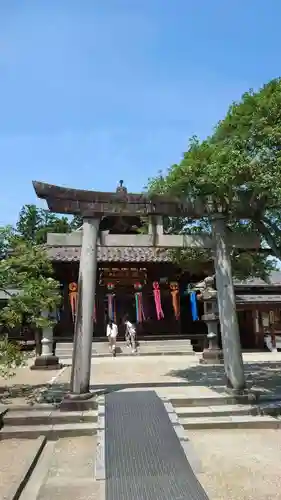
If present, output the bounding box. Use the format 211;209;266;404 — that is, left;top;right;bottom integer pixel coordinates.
236;294;281;303
46;246;172;263
234;271;281;287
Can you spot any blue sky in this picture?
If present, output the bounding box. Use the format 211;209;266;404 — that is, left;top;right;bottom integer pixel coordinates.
0;0;280;225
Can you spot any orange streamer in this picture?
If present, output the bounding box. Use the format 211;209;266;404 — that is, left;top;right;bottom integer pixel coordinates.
170;282;180;320
69;282;78;321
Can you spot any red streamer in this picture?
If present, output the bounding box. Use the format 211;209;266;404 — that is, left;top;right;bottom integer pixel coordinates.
69;282;78;321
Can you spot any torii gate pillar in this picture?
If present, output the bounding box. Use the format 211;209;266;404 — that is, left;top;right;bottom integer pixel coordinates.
70;217;100;397
212;215;246;392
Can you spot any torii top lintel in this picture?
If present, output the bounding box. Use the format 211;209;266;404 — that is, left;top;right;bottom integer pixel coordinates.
32;180;249;219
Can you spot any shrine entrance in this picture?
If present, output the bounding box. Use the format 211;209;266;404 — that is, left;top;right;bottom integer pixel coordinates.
96;265;180;338
33;179;262;394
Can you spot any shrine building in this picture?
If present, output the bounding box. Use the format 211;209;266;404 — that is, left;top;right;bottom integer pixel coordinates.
45;223;281;351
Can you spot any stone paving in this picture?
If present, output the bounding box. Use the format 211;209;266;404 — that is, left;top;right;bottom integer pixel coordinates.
18;436;101;500
0;438;44;500
2;352;281;498
55;351;281;398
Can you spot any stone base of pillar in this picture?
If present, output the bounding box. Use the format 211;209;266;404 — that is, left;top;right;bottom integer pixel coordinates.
30;355;62;371
200;348;224;364
60;391;102;412
224;386;258;403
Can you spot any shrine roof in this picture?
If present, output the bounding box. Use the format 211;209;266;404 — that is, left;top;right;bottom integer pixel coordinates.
236;293;281;304
46;245;172;263
233;271;281;287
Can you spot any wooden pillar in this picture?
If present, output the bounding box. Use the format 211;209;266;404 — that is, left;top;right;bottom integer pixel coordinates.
211;215;246;392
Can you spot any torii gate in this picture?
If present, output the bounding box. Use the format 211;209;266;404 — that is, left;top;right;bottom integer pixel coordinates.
33;180;261;399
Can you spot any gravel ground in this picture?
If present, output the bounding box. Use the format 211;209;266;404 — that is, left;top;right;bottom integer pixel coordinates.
187;429;281;500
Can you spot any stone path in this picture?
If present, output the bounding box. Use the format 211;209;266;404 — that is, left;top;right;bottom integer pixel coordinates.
2;353;281;498
0;437;45;500
20;436;101;500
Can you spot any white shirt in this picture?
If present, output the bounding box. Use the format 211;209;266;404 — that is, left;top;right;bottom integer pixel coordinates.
125;321;136;336
107;323;118;338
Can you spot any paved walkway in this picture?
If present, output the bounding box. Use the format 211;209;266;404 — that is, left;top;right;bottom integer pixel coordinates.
2;353;281;498
55;351;281;398
2;351;281;406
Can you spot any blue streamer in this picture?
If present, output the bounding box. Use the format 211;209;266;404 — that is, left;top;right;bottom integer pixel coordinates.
190;292;198;321
135;294;139;322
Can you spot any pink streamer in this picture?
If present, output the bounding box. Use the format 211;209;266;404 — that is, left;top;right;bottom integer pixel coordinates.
153;282;164;320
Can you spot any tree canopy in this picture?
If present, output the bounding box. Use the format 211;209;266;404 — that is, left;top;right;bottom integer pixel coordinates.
0;226;61;376
147;78;281;279
0;226;61;330
16;204;74;245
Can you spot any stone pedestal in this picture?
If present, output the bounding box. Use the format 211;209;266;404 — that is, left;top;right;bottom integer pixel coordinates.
31;315;61;371
200;311;224;365
211;215;246;391
70;217;100;397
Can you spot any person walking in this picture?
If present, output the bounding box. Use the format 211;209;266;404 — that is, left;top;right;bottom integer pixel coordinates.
124;316;137;353
106;319;118;357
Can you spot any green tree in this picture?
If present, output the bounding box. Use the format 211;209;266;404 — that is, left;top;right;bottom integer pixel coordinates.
70;215;83;229
147;78;281;279
0;226;61;376
16;205;72;244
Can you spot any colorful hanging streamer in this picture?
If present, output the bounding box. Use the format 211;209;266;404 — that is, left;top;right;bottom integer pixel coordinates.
134;282;145;323
106;282;116;322
170;282;180;320
135;292;146;323
190;292;198;321
153;281;164;320
68;282;78;321
107;294;117;322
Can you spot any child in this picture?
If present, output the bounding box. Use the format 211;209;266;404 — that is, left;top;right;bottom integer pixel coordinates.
106;319;118;356
124;316;137;353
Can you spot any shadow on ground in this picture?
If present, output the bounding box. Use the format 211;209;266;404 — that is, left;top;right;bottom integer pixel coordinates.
167;361;281;395
89;361;281;397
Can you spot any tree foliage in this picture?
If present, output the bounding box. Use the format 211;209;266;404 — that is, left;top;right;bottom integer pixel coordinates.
147;78;281;279
16;205;72;244
0;227;62;376
0;226;61;329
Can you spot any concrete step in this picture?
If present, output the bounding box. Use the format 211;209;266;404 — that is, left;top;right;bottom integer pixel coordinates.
3;409;98;426
180;415;279;429
56;339;194;355
56;339;193;348
20;435;100;500
169;394;261;407
56;340;195;358
0;436;45;500
176;404;256;418
1;422;98;439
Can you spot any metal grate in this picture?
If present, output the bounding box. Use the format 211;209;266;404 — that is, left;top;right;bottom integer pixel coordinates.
105;391;209;500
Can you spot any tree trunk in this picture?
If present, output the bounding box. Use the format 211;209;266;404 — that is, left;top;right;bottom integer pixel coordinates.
253;218;281;260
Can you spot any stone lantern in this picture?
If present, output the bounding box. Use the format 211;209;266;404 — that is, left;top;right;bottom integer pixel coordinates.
195;276;224;364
